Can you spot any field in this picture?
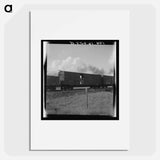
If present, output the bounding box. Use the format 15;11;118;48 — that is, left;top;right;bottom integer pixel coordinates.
46;88;114;116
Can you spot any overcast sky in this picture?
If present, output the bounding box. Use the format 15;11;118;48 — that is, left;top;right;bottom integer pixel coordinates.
46;43;115;76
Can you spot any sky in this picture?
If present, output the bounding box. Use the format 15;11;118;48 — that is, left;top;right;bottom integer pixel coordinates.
46;43;115;76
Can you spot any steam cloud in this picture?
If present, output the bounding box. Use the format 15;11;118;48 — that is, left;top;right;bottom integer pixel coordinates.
47;57;113;76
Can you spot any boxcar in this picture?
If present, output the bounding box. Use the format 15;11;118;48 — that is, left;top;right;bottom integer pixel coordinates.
46;71;114;90
46;76;59;90
102;75;114;86
58;71;102;89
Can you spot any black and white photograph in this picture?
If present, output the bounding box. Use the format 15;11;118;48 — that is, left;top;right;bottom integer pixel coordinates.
41;40;119;120
30;10;129;150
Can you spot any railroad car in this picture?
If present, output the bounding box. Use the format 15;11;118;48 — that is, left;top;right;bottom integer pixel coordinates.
58;71;102;89
46;76;59;90
102;75;114;87
46;71;114;90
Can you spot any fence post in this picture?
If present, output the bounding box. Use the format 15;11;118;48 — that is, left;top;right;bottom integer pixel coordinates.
85;88;88;108
64;91;66;107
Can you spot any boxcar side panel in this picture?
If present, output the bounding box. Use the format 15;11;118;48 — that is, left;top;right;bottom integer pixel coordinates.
59;71;80;86
47;76;59;86
103;75;114;86
83;74;102;86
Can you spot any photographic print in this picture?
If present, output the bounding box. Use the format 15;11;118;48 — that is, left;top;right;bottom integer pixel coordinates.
41;40;119;120
30;10;129;150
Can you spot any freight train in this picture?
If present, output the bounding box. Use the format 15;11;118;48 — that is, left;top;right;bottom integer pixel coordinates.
46;71;114;90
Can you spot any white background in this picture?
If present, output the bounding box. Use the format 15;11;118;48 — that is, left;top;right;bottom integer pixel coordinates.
31;10;129;150
1;0;160;159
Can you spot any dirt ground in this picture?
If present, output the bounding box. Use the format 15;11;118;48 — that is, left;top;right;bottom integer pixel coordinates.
46;89;114;116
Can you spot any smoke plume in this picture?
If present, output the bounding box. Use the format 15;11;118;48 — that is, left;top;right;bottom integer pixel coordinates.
47;57;112;76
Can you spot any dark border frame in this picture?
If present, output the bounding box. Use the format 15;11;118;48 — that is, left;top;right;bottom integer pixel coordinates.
41;40;119;120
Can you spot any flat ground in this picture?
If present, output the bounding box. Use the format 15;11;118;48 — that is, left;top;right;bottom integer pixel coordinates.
46;89;114;116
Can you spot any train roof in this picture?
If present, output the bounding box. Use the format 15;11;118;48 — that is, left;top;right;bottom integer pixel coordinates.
58;70;113;77
47;75;58;77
